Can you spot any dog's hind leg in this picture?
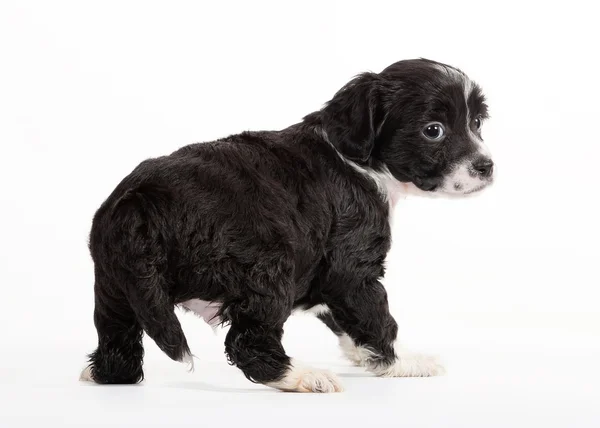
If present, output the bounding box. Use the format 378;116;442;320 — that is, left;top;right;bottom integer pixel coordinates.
82;185;192;383
81;272;145;384
82;269;192;384
223;261;343;393
225;299;343;393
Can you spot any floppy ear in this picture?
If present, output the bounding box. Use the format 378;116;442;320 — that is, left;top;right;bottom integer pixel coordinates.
321;72;383;163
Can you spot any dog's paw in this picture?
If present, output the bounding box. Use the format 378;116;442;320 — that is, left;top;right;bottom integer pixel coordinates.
378;352;445;377
267;360;344;393
79;365;95;382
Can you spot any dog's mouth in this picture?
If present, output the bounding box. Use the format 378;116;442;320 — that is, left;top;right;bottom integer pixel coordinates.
434;159;495;196
395;167;494;197
415;178;491;195
412;176;443;192
430;177;493;197
463;183;489;195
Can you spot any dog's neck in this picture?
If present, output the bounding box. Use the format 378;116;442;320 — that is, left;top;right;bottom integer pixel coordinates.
316;127;410;216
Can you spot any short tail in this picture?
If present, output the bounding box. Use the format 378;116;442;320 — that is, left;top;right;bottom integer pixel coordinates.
127;274;192;367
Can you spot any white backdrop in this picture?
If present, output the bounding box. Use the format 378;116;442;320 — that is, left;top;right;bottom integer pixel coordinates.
1;1;599;427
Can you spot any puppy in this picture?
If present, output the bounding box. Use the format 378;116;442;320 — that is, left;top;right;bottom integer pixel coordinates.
80;58;494;392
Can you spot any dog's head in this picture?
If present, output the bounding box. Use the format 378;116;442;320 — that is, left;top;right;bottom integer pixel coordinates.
319;58;494;196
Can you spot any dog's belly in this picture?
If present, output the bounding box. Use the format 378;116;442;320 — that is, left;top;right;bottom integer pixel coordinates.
180;299;222;327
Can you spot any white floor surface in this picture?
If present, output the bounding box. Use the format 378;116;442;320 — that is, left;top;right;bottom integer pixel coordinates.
2;320;598;428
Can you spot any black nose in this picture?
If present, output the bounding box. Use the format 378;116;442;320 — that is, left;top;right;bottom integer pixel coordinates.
472;157;494;177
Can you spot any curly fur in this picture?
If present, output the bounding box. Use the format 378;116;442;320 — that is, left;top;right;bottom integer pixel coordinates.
81;58;493;390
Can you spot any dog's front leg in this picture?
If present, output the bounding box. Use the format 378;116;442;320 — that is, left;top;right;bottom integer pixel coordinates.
322;280;445;377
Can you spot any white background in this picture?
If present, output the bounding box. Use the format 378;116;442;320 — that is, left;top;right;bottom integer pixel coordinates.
1;1;599;427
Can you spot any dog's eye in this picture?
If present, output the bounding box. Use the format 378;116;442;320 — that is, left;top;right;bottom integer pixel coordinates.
474;116;483;130
422;122;445;141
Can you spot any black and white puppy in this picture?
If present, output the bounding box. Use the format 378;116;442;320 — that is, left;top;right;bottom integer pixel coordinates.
80;58;493;392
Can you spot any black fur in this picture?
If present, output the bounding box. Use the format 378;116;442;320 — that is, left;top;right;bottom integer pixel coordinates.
84;58;490;386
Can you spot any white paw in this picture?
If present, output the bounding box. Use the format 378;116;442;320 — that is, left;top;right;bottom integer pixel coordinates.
79;366;94;382
267;360;344;393
379;352;445;377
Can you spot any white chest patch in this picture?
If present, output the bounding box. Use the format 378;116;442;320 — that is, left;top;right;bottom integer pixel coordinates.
180;299;222;328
